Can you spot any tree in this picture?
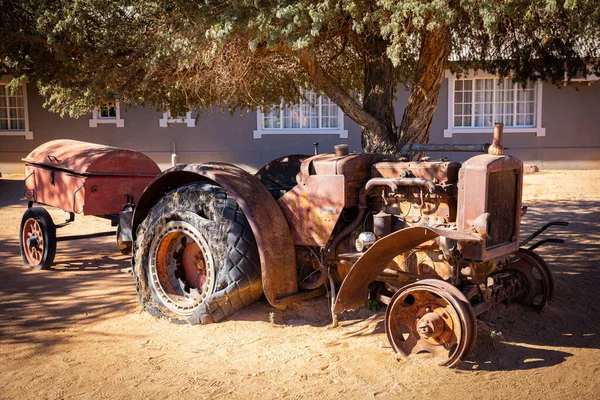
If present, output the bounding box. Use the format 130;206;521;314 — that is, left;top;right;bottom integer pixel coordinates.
1;0;599;153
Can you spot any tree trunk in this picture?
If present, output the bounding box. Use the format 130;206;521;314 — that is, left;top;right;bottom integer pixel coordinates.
361;35;397;153
298;48;395;152
397;25;450;155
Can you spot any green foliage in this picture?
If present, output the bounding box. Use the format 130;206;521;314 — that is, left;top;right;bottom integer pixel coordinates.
368;298;381;313
1;0;598;132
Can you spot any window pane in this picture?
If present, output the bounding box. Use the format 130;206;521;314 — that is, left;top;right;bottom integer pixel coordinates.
463;80;472;90
463;116;472;126
454;116;462;127
261;92;340;131
525;115;534;125
455;80;463;90
454;92;463;103
0;119;7;129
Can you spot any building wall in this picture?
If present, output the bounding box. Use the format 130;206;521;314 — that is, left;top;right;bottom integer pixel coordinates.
426;79;600;168
0;87;362;174
1;78;598;174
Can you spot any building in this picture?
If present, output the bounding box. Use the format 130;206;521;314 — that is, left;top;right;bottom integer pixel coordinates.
1;71;598;174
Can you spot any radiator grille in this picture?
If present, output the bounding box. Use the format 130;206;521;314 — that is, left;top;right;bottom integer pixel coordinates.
486;169;518;247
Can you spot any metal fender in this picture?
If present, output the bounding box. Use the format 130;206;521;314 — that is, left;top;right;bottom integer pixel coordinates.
132;162;299;309
333;226;482;313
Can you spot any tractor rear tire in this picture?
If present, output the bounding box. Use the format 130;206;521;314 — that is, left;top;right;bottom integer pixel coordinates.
133;182;262;324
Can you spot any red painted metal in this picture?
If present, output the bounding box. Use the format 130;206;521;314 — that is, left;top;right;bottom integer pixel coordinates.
23;140;160;216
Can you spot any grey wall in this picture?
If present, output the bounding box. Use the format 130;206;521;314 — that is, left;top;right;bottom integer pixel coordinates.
421;79;600;168
0;87;362;174
1;78;598;174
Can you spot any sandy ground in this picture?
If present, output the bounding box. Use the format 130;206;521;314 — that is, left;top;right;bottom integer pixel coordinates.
0;170;599;400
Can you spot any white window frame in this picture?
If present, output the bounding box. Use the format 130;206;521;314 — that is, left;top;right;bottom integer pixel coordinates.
159;111;195;127
443;70;545;138
253;93;348;139
89;100;125;128
0;76;33;140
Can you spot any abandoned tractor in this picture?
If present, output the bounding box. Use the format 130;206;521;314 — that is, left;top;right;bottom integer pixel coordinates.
125;124;561;367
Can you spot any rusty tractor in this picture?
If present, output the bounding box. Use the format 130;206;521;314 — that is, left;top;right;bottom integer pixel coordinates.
122;123;565;367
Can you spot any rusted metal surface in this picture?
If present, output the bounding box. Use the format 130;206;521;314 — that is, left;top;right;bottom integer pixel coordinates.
372;160;461;184
457;155;523;261
487;123;506;155
131;162;301;309
278;175;345;247
23;140;160;216
333;226;482;313
385;279;477;367
400;143;490;157
299;152;387;205
365;177;436;194
506;249;554;310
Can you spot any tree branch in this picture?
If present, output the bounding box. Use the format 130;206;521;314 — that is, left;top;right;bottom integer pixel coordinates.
298;48;394;152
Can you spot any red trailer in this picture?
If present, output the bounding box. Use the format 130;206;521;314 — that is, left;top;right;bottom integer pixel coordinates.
20;139;161;269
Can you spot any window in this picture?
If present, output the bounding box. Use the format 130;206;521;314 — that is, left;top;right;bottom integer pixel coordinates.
89;100;124;127
0;81;33;139
254;91;347;138
444;72;545;137
159;111;195;127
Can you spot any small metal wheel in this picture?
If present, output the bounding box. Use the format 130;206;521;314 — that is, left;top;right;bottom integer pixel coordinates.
19;207;57;269
506;249;554;310
116;224;132;255
148;217;217;316
385;279;477;367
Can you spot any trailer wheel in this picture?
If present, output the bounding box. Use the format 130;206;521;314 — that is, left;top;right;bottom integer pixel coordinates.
19;207;57;270
133;182;262;324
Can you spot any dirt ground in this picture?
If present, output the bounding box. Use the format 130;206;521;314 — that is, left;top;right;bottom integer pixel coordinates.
0;170;599;400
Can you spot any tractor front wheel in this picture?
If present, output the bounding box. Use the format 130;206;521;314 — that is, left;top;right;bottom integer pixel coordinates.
385;279;477;367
